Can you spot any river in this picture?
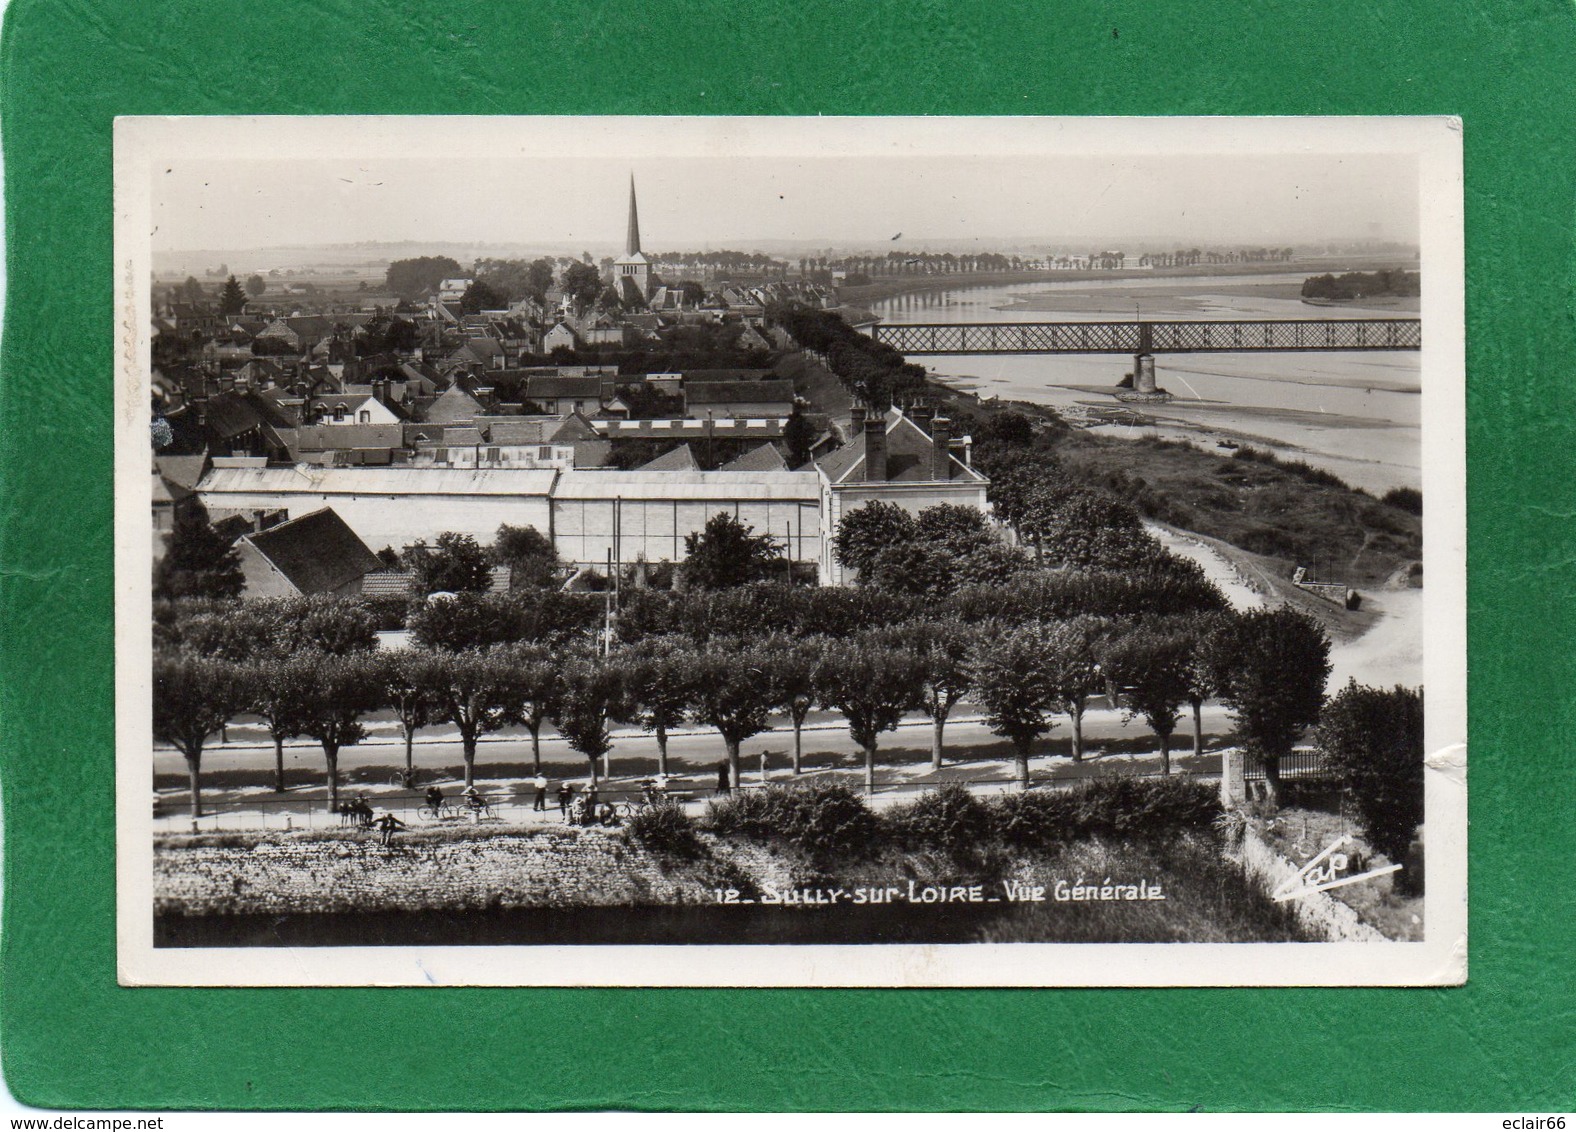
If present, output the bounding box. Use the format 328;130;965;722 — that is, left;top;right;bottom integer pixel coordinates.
872;273;1422;495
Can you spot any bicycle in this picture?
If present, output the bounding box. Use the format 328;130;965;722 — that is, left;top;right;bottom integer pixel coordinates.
417;801;451;821
389;771;426;790
460;795;498;820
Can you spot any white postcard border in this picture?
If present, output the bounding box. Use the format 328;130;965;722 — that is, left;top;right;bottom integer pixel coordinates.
115;115;1466;987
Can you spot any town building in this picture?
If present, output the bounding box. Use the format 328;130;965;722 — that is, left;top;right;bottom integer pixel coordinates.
196;407;985;584
233;507;383;598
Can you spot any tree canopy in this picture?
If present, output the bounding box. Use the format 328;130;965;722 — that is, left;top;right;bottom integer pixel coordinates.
385;256;464;300
1316;681;1424;884
1210;608;1332;802
404;532;492;596
153;502;243;601
679;512;783;590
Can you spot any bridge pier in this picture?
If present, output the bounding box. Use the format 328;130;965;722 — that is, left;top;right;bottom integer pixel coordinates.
1133;353;1156;395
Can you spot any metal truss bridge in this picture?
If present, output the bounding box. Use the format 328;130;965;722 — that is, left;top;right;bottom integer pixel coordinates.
867;319;1421;355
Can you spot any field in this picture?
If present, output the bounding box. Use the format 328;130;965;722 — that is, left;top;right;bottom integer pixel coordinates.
1051;434;1423;590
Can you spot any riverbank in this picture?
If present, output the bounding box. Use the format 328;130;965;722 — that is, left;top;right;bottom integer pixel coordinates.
838;259;1413;309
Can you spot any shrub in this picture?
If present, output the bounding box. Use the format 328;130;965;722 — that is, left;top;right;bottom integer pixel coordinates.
991;778;1221;850
358;594;413;632
1382;486;1423;515
703;780;882;866
884;783;994;860
1315;682;1424;889
623;802;705;861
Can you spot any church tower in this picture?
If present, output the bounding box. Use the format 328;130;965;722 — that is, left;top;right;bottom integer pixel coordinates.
612;175;651;305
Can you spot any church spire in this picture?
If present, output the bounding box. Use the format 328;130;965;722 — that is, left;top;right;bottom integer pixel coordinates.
625;175;641;257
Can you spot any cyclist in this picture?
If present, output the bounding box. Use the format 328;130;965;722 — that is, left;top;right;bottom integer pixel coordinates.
424;785;445;814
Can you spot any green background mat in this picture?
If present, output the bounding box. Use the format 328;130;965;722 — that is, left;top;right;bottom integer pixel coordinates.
1;0;1571;1112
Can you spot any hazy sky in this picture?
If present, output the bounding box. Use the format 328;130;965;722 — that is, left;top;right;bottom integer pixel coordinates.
151;151;1418;254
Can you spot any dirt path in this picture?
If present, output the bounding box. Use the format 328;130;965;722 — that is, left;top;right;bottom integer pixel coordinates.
1326;587;1423;690
1147;523;1265;612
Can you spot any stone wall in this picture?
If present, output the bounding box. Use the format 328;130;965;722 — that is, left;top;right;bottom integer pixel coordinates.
1231;826;1388;942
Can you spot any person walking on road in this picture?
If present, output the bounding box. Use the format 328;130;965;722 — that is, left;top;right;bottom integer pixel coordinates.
557;781;574;819
373;812;405;847
716;761;731;796
532;773;549;812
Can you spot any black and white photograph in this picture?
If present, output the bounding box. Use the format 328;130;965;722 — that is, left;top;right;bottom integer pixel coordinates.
115;116;1466;986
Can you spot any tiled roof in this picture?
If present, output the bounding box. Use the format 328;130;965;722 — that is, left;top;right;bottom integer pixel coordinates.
422;386;484;425
681;369;775;383
638;443;699;471
200;393;267;439
814;411;988;486
291;424;405;451
718;442;787;473
154;454;209;492
685;380;795;406
241;508;381;595
526;375;604;400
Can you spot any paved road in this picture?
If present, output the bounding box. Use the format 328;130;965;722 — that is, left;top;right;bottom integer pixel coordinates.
154;704;1237;791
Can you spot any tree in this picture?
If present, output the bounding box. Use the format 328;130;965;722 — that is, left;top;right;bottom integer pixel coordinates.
218;275;247;316
153;502;243;601
915;503;997;559
773;636;824;775
369;650;439;783
1043;616;1107;762
275;595;378;655
492;523;561;590
817;633;926;794
1180;611;1232;758
686;638;784;793
1104;623;1193;775
407;590;601;652
832;500;917;580
153;655;243;818
405;532;492;596
561;262;603;315
238;652;313;793
291;653;381;812
679;280;706;307
1316;682;1425;889
526;258;556;304
502;643;564;775
244;274;267;297
423;647;518;788
1210;608;1332;805
554;654;631;785
177;276;206;305
385;256;464;300
886;620;976;770
623;637;693;777
783;409;816;469
971;622;1061;789
679;512;782;590
868;541;956;597
459;279;507;314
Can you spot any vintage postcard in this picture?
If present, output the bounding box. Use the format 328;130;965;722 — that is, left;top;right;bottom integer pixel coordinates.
116;116;1465;986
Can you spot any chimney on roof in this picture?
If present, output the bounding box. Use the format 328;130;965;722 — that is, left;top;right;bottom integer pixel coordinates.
850;404;867;435
911;404;935;435
863;416;887;482
372;378;390;407
930;417;952;481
